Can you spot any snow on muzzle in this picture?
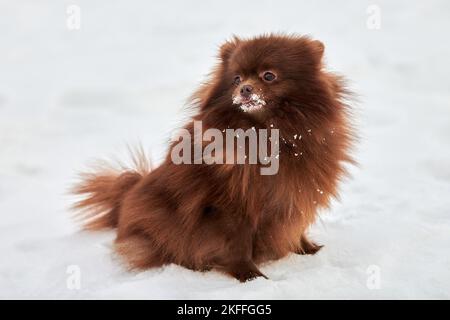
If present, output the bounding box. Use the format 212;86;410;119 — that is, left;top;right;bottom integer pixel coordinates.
233;93;267;112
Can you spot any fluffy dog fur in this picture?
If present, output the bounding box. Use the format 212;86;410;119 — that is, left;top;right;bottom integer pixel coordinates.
73;34;355;282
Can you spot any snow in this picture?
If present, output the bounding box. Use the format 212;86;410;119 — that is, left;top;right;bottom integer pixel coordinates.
1;0;449;299
233;93;267;112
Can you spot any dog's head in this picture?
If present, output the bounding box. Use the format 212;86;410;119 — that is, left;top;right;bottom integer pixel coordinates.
195;34;330;119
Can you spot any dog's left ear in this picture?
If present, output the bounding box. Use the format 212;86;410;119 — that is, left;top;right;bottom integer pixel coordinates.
311;40;325;61
219;36;240;62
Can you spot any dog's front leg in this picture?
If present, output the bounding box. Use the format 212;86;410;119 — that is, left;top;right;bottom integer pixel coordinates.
216;220;267;282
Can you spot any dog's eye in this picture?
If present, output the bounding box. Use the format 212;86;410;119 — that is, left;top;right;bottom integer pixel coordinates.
262;71;276;82
233;75;242;85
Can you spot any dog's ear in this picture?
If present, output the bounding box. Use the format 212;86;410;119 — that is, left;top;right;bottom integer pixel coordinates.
311;40;325;61
219;36;240;62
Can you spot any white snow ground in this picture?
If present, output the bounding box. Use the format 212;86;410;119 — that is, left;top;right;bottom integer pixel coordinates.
0;0;449;299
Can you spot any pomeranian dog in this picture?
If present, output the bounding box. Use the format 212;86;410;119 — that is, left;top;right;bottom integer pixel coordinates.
73;34;354;282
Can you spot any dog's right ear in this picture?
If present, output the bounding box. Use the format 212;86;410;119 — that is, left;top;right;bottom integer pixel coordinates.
219;36;240;62
311;40;325;61
190;37;240;111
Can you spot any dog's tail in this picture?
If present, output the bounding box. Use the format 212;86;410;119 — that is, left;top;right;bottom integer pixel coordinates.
71;147;151;230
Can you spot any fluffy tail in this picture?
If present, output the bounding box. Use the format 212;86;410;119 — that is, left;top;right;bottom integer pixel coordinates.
71;147;151;230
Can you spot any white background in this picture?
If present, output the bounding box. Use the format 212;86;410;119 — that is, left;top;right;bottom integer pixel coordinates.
0;0;449;299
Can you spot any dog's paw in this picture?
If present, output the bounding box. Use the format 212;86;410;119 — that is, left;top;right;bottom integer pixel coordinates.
227;261;268;282
296;240;323;255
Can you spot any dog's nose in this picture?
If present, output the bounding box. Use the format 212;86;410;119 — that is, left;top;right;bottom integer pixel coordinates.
240;85;253;98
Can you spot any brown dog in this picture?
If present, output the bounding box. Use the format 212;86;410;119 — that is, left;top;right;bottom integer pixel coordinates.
73;34;355;282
